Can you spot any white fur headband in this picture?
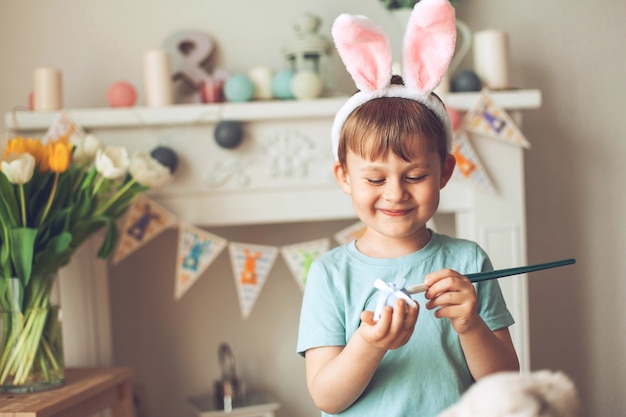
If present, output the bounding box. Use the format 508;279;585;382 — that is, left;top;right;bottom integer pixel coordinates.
330;0;457;160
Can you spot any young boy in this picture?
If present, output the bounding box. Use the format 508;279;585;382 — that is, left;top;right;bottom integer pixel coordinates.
297;1;519;416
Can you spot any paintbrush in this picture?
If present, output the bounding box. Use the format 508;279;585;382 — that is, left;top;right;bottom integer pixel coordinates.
405;258;576;294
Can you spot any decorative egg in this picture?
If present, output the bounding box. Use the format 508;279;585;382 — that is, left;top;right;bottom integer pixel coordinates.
247;66;274;100
214;120;244;149
107;81;137;107
272;69;296;100
223;74;255;102
291;71;323;100
450;70;482;92
150;146;179;174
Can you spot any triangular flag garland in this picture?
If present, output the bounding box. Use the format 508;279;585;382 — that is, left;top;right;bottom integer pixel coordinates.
281;238;331;291
174;224;228;300
451;131;496;192
42;112;83;142
334;221;367;245
104;90;533;318
229;242;279;319
463;89;531;149
112;194;179;264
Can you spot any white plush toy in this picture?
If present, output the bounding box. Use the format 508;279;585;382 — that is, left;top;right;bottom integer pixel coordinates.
437;370;581;417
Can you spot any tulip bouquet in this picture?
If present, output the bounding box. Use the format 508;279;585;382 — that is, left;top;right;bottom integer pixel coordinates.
0;126;172;391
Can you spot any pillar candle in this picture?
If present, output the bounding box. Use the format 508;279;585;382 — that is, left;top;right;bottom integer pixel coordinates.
33;67;63;111
472;30;511;90
143;49;174;107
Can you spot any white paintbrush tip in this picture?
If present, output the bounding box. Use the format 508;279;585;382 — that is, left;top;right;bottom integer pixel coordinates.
405;283;429;294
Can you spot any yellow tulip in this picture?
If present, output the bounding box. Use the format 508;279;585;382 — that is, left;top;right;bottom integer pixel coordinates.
26;138;46;166
3;136;52;170
46;138;73;173
3;136;29;158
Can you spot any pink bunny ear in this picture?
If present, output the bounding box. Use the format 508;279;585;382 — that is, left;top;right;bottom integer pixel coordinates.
332;13;392;92
402;0;457;93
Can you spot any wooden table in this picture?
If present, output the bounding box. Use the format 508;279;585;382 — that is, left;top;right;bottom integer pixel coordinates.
0;367;136;417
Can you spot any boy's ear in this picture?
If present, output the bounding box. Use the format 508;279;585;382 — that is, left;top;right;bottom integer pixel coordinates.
439;154;456;189
333;161;352;194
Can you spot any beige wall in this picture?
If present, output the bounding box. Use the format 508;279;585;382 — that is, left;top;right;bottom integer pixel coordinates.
1;1;624;416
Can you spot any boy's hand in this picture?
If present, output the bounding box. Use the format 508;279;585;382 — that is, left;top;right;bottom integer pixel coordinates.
358;298;418;350
424;269;480;334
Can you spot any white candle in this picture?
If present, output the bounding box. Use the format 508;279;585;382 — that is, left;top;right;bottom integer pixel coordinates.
143;49;174;107
33;67;63;111
472;30;511;90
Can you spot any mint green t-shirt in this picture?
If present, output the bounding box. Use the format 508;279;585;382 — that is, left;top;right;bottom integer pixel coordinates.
297;232;515;417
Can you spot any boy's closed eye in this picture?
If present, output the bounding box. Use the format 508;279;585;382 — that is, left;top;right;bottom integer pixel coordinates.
406;174;427;183
366;178;386;185
365;174;428;185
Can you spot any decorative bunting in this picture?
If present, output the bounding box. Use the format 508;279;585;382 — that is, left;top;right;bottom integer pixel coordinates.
228;242;279;319
451;131;496;192
464;89;530;148
174;224;227;300
281;238;331;291
112;195;178;264
42;112;83;142
334;221;366;245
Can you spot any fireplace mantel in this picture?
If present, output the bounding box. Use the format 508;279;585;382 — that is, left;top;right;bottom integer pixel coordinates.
6;90;540;130
5;90;541;227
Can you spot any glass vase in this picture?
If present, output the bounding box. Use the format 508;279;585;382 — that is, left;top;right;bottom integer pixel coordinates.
0;273;65;393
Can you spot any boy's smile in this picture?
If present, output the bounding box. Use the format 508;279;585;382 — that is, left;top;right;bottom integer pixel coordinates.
334;147;455;257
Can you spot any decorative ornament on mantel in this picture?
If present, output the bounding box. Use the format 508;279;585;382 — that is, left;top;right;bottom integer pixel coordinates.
0;114;173;393
282;13;331;99
107;81;137;108
214;121;244;149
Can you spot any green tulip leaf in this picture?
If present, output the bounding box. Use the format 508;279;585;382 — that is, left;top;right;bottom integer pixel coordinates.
0;174;19;228
79;166;98;191
97;217;119;259
32;231;73;276
8;227;38;286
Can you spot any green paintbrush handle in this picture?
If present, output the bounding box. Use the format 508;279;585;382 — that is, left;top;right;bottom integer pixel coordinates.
466;258;576;283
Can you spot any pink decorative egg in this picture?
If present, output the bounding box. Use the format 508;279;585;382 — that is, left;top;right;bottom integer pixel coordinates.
107;81;137;107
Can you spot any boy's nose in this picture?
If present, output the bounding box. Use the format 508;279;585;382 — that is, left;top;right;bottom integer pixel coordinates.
382;179;408;202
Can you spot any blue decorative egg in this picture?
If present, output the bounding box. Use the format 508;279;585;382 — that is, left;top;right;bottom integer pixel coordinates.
223;74;255;102
272;69;296;99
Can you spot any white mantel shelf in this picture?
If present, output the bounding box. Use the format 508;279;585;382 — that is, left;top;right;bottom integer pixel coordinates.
6;89;541;131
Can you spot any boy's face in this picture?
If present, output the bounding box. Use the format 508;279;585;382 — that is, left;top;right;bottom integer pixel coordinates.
334;141;455;253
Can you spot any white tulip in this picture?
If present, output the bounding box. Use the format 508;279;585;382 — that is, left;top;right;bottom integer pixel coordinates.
1;152;36;184
95;146;130;179
129;152;172;188
72;133;103;164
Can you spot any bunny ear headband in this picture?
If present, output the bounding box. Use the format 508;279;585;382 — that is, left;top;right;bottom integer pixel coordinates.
330;0;457;160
